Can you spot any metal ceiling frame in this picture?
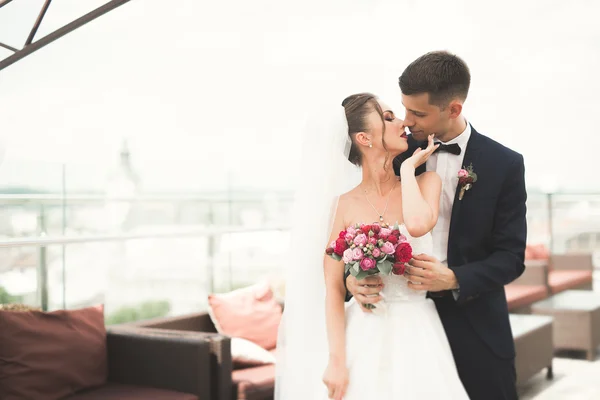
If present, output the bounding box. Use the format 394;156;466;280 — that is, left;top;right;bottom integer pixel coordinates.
0;0;132;71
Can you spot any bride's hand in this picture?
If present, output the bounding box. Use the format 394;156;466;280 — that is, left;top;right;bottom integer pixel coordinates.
402;134;439;170
323;359;349;400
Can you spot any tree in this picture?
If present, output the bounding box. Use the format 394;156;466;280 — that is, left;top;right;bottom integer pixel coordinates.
105;300;171;325
0;286;22;304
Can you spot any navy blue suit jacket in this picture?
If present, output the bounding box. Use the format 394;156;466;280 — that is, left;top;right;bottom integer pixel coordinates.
392;125;527;359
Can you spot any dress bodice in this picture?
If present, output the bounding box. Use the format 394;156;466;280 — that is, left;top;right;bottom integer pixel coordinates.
380;224;433;303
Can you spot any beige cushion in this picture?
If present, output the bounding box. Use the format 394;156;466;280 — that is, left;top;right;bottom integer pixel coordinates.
231;337;276;367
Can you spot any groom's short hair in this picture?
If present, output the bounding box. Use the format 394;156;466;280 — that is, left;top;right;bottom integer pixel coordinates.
399;51;471;108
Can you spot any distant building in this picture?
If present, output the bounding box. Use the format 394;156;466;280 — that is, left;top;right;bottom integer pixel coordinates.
104;139;142;230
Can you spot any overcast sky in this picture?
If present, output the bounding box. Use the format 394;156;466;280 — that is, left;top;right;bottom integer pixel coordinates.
0;0;598;193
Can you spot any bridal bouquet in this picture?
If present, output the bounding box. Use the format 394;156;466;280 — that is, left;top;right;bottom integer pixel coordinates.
325;222;413;281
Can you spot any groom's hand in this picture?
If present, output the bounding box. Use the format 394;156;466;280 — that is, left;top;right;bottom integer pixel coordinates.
346;274;383;313
404;254;458;292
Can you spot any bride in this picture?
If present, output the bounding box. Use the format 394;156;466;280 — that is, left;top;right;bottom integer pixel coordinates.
274;92;469;399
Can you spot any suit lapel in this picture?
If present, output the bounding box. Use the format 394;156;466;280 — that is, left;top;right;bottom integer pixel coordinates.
447;127;483;257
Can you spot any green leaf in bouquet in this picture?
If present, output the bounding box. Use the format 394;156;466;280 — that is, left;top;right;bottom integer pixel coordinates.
355;270;370;281
345;261;357;273
353;262;360;273
378;259;393;275
393;221;400;231
377;254;388;263
331;253;342;262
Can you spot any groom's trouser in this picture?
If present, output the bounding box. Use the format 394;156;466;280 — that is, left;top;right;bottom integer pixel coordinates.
435;297;518;400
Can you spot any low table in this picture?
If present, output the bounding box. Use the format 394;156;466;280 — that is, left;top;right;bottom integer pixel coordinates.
531;290;600;361
509;314;554;385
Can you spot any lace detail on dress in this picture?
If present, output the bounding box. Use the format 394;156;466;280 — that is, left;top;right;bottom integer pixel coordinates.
380;224;433;303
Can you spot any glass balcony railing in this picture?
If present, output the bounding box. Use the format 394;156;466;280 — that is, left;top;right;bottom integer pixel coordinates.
1;188;598;324
525;192;600;258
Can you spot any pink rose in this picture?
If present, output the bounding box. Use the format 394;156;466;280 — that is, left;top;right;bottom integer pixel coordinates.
345;233;355;242
347;226;357;236
398;234;408;243
342;248;354;264
458;169;469;178
372;248;382;258
360;257;376;271
379;228;392;239
330;240;336;249
381;242;395;255
353;234;367;247
368;237;378;246
352;248;364;261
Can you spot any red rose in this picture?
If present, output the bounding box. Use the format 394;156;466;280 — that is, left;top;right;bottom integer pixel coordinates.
390;229;400;238
361;225;372;235
387;235;398;244
459;176;473;185
334;238;348;256
338;230;347;239
371;225;381;234
325;247;334;255
392;262;406;275
394;242;413;263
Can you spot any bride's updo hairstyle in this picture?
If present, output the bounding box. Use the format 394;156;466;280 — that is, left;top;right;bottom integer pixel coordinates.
342;92;387;167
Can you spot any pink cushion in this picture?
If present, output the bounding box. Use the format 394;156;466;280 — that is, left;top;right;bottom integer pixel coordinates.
505;284;548;311
208;282;282;350
549;270;593;293
525;244;549;260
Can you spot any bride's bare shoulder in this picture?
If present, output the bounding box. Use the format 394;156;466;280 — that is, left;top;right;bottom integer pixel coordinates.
337;186;363;208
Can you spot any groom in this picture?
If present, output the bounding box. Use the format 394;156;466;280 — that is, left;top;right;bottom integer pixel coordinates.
345;51;527;400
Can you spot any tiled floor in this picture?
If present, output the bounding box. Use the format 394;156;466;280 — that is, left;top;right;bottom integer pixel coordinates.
519;355;600;399
517;272;600;399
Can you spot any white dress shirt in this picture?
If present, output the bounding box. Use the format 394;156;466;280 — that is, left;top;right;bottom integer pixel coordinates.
426;119;471;265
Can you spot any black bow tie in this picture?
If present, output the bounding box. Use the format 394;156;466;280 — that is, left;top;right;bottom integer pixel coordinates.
431;142;461;155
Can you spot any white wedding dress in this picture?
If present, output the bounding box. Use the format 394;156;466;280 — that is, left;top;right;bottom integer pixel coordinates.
274;104;469;400
335;224;469;400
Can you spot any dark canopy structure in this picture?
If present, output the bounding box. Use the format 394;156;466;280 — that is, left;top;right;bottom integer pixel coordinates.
0;0;132;71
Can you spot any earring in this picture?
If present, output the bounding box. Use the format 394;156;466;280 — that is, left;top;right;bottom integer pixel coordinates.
369;143;373;148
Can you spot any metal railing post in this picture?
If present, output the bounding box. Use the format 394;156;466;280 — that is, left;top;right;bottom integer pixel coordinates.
207;200;215;294
37;205;49;311
547;192;554;252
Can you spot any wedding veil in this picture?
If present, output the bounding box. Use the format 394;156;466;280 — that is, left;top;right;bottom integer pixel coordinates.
274;99;361;399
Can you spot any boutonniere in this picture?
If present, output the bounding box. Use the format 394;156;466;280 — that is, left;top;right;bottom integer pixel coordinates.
457;163;477;200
